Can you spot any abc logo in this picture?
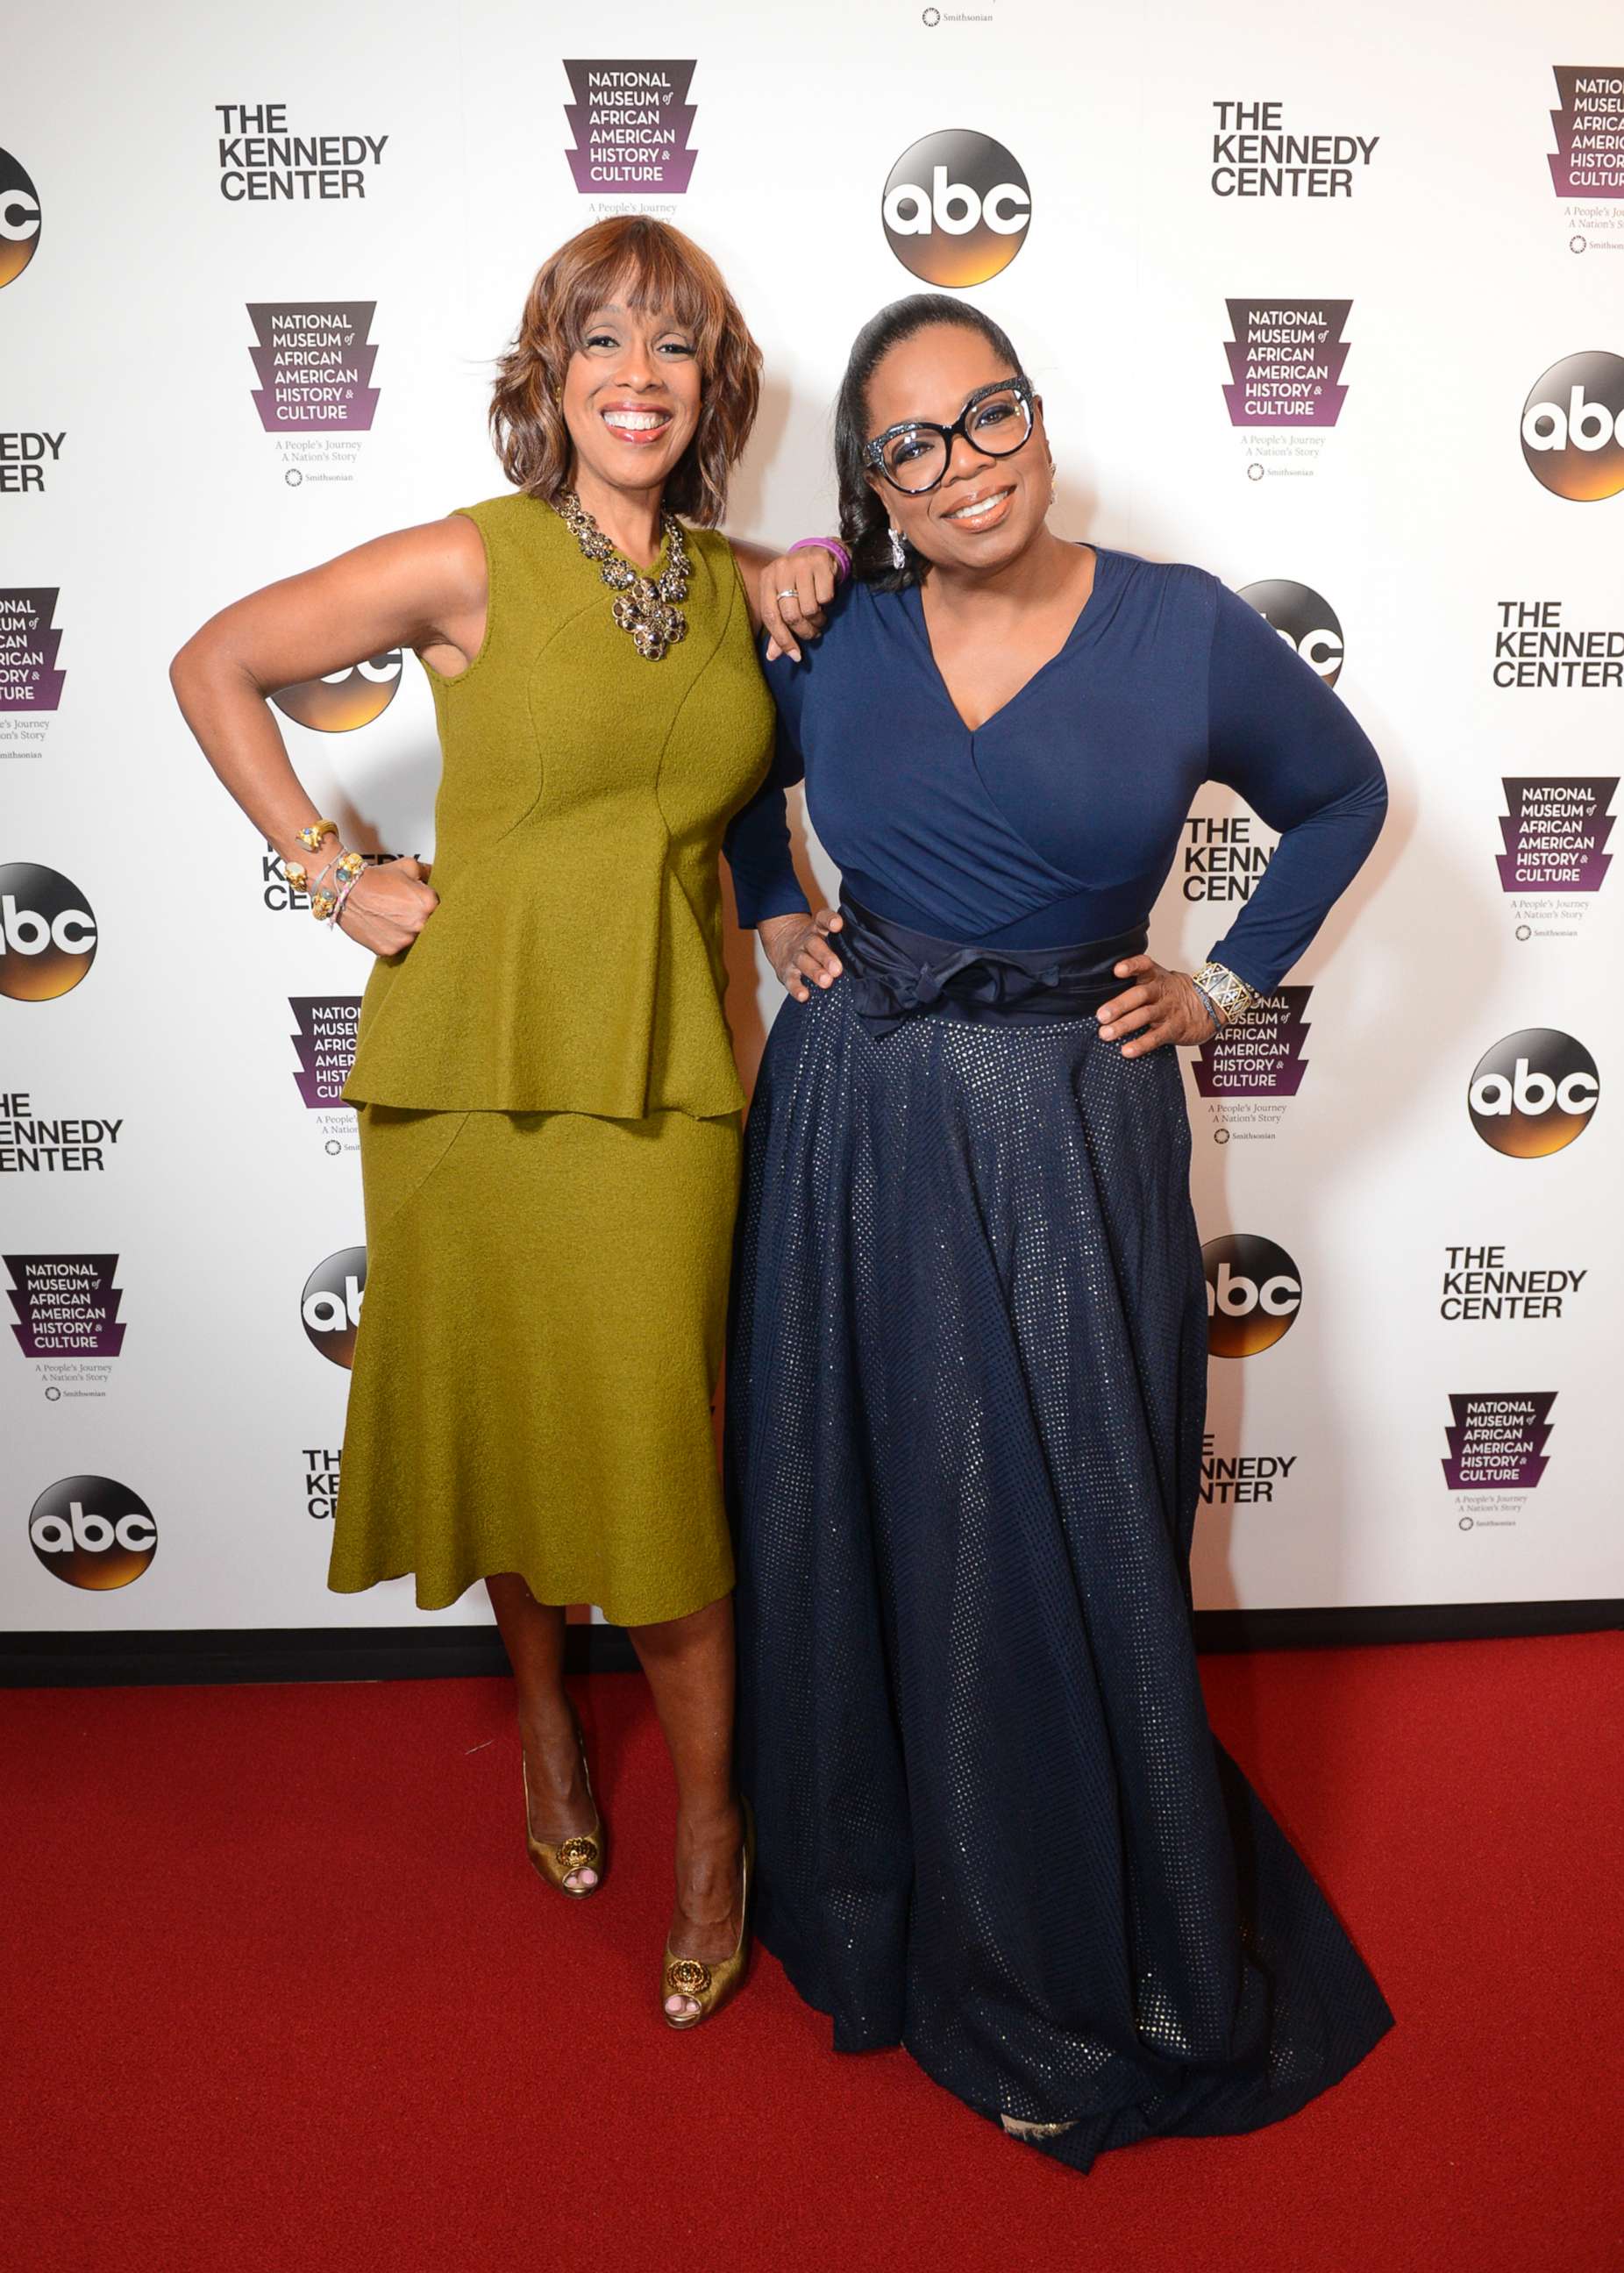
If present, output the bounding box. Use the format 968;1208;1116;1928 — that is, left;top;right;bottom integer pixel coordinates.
1237;581;1343;687
1202;1234;1302;1358
0;862;97;1001
1521;352;1624;502
272;652;402;732
303;1244;367;1367
0;148;40;289
30;1475;157;1590
882;131;1031;287
1467;1029;1599;1158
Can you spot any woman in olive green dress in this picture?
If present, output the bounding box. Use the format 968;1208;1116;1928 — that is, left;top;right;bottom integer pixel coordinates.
171;217;820;2027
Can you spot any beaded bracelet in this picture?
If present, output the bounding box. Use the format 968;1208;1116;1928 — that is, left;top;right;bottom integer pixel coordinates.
303;849;366;923
284;857;338;895
316;851;366;924
1189;979;1222;1037
330;866;364;933
789;536;851;581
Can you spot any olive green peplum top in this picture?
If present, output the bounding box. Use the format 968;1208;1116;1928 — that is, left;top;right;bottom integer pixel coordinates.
343;493;776;1120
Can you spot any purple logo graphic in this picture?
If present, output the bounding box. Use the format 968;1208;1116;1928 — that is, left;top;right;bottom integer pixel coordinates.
248;303;380;431
1442;1393;1556;1491
6;1254;125;1358
0;589;65;711
1223;301;1351;427
1192;987;1311;1097
1549;68;1624;197
289;996;361;1109
1498;779;1615;893
564;63;697;194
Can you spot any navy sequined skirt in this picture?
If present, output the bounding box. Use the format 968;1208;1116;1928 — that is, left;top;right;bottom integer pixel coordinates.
725;918;1394;2174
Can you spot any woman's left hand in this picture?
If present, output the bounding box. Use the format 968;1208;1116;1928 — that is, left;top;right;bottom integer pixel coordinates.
1095;954;1216;1056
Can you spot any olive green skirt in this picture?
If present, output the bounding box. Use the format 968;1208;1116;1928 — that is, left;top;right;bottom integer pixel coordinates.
327;1102;741;1624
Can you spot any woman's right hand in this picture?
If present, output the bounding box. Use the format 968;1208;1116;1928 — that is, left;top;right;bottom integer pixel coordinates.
759;908;844;1002
333;856;439;958
757;547;841;664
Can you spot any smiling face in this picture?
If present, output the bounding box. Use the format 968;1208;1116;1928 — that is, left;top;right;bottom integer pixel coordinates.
863;322;1051;578
560;281;704;505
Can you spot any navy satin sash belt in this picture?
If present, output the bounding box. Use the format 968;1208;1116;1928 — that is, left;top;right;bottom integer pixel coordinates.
838;897;1149;1037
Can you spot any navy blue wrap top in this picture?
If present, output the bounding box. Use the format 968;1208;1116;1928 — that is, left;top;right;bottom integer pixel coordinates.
723;545;1386;994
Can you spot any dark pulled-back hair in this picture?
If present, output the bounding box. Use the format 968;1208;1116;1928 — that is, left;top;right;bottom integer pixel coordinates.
834;295;1025;589
490;216;762;526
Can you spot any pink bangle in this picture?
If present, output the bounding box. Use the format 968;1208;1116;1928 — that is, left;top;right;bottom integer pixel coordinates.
330;867;364;933
789;536;851;581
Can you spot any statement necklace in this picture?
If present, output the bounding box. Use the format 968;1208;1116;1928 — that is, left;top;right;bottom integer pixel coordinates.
554;488;690;659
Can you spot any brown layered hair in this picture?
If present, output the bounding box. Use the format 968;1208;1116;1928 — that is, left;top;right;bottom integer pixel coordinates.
489;217;761;526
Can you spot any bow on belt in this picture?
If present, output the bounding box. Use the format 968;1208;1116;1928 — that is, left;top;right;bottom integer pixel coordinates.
837;898;1150;1038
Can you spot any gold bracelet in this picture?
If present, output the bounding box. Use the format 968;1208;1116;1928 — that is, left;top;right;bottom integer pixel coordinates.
1190;960;1263;1026
296;818;339;855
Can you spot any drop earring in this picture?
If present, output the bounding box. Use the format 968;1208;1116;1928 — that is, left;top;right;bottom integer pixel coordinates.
1049;460;1058;508
888;524;906;573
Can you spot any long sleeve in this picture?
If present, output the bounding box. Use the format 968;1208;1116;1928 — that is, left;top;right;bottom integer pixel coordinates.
723;649;814;929
1202;582;1387;994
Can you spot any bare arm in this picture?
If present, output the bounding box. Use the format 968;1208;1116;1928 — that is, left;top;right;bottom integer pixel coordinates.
169;516;488;957
723;531;848;991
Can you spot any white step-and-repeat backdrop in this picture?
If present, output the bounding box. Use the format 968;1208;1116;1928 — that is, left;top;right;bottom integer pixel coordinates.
4;0;1620;1639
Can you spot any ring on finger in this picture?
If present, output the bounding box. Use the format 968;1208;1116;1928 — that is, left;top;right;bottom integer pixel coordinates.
775;588;799;604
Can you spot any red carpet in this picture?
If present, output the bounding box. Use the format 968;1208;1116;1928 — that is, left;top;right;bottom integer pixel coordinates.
4;1632;1620;2273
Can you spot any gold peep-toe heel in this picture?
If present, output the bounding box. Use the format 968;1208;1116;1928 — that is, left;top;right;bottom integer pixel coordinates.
661;1798;754;2030
523;1728;605;1899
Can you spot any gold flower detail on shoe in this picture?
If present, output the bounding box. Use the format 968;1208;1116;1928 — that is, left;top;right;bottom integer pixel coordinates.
666;1957;712;1997
556;1836;599;1870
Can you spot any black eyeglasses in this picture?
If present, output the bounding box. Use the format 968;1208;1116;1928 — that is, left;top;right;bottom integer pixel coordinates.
864;374;1036;495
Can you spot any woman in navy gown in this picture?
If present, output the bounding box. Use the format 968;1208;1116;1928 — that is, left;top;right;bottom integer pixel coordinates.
722;295;1394;2170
